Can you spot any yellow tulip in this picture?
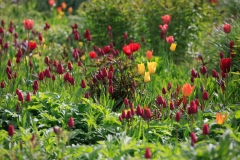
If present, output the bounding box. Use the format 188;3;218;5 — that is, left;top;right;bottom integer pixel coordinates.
147;62;156;74
138;63;145;75
144;72;150;83
170;43;177;51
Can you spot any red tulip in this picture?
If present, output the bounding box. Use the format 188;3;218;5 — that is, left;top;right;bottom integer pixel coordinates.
170;102;174;110
162;87;166;94
26;92;31;102
0;81;4;89
212;69;219;79
8;125;14;137
144;147;152;159
162;14;171;24
122;45;132;55
219;52;224;59
166;36;174;44
68;62;73;71
28;41;37;51
68;117;74;128
84;28;90;39
103;46;111;54
56;63;64;74
202;91;209;100
175;112;180;122
108;85;114;95
24;19;34;30
136;105;143;116
89;51;97;59
48;0;55;6
190;132;197;146
38;71;45;81
159;24;168;33
222;23;231;34
81;79;86;88
202;123;209;135
18;91;24;102
126;110;132;120
220;58;232;73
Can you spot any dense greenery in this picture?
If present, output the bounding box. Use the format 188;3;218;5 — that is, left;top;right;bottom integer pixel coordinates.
0;0;239;159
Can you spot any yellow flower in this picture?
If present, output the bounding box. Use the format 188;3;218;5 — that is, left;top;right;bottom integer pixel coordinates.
81;55;86;61
170;43;177;51
147;62;156;74
216;113;228;125
144;72;150;83
138;63;145;75
78;42;83;48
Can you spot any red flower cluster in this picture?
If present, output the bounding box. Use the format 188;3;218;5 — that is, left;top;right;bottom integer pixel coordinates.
122;43;140;56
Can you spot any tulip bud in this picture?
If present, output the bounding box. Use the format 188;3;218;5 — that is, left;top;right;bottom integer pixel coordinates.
190;132;197;146
26;92;31;102
56;63;64;74
119;115;122;122
52;74;56;81
170;102;174;110
38;71;44;81
200;66;207;75
16;103;20;112
18;91;24;102
81;79;86;88
175;112;180;122
53;126;61;135
212;69;219;79
124;98;129;106
74;31;80;41
126;110;132;120
202;123;209;135
191;76;194;83
121;110;127;119
108;71;113;79
145;108;152;120
0;81;4;89
191;69;197;78
221;71;226;79
8;125;14;137
136;105;143;116
107;25;112;31
144;148;152;159
68;62;73;71
101;68;108;78
108;85;114;95
68;117;74;128
162;87;166;94
163;100;167;108
7;60;12;67
130;106;135;115
222;23;231;34
167;82;172;91
202;91;209;100
84;92;90;99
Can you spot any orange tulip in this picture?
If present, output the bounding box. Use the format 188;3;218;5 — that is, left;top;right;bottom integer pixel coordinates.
182;83;195;96
146;50;153;60
23;19;34;30
61;2;67;9
68;7;73;13
216;113;228;125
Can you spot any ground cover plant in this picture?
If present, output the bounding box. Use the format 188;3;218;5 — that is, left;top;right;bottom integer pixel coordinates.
0;0;240;159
